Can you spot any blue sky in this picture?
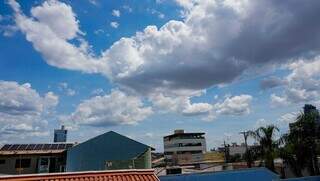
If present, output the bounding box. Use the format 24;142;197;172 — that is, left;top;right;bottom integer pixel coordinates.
1;0;320;151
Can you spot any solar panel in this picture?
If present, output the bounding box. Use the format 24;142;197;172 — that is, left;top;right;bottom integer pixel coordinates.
10;144;20;150
51;144;59;150
17;144;28;150
26;144;36;150
42;144;52;150
1;143;73;151
35;144;44;150
0;144;12;151
57;144;66;149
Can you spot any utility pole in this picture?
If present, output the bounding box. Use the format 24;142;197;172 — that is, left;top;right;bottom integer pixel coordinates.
240;131;251;168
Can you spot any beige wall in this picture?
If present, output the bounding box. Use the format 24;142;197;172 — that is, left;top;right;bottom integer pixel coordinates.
0;153;66;175
0;155;38;175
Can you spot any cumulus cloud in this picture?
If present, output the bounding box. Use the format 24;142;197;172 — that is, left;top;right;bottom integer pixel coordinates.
9;0;320;121
91;88;104;96
0;25;18;37
112;9;120;17
270;57;320;107
214;95;252;116
8;0;108;74
0;81;58;140
110;21;119;28
58;82;76;96
149;90;212;116
61;90;153;128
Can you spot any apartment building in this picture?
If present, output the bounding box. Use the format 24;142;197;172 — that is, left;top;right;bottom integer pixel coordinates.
163;130;206;166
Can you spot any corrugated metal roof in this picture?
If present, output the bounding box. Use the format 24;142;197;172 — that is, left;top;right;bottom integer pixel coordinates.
0;169;159;181
67;131;153;171
159;167;279;181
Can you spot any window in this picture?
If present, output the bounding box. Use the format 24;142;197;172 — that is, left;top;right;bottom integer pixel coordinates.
15;158;31;168
0;159;5;164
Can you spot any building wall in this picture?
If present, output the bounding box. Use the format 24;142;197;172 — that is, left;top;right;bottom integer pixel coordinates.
0;155;38;174
0;154;67;175
105;148;152;170
164;138;206;153
164;136;206;165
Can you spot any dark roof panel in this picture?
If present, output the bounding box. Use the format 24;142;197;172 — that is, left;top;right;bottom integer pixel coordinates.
0;143;74;152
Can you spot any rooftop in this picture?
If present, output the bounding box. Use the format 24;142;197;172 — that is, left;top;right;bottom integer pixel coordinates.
0;169;159;181
164;132;205;140
0;143;74;155
159;167;279;181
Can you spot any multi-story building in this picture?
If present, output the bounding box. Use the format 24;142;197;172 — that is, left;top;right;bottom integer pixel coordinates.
54;125;67;143
163;130;206;166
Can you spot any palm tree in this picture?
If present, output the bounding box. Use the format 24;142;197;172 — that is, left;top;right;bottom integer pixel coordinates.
289;107;320;176
249;125;279;172
279;134;305;177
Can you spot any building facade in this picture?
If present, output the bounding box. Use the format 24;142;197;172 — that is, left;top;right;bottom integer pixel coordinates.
66;131;154;172
0;143;73;175
163;130;206;166
54;125;67;143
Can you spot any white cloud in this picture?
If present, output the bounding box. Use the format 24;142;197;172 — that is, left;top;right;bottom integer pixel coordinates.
0;81;58;140
112;9;120;17
61;90;153;128
94;29;104;35
110;21;119;28
270;57;320;107
254;118;269;129
8;0;108;74
91;88;104;95
0;25;18;37
88;0;98;6
147;8;165;19
270;94;288;107
58;82;76;96
278;112;298;124
31;0;81;40
9;0;320;121
122;5;133;13
214;95;252;116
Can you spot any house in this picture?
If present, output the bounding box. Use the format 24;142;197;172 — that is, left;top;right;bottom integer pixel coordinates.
0;143;74;175
66;131;154;172
0;169;159;181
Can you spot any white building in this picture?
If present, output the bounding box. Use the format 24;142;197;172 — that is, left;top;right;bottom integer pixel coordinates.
163;130;206;165
228;143;247;156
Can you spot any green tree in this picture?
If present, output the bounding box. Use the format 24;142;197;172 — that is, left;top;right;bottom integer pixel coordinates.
288;104;320;176
249;125;279;172
279;104;320;177
279;133;305;177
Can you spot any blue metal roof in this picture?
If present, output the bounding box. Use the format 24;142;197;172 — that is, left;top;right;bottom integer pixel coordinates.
66;131;152;171
159;168;279;181
282;176;320;181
